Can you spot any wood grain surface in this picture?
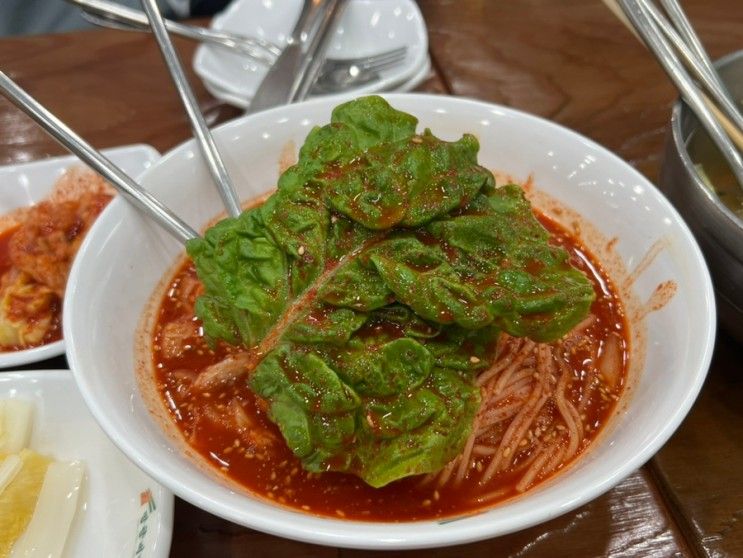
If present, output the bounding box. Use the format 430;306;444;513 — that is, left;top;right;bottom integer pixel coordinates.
0;1;741;556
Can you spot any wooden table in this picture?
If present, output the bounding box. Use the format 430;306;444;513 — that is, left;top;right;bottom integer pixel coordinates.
1;1;741;556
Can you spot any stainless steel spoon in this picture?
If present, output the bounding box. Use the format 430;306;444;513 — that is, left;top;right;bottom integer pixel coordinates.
67;0;280;64
0;71;198;244
617;0;743;193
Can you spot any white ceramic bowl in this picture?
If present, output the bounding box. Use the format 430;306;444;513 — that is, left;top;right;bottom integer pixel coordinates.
64;94;715;549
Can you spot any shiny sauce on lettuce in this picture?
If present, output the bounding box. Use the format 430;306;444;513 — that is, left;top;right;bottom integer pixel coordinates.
147;97;629;519
152;213;627;521
181;96;595;489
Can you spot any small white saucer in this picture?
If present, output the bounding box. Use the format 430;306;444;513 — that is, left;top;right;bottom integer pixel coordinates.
204;55;432;109
0;370;173;557
194;0;428;106
0;144;159;368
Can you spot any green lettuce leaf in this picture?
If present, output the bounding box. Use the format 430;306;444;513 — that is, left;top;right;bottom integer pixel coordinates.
187;96;595;486
250;333;480;488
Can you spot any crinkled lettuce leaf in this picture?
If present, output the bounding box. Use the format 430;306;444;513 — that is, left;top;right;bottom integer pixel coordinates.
251;318;482;488
187;96;594;486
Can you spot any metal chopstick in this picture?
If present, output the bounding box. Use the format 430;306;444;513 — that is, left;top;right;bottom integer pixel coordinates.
140;0;242;218
0;71;198;244
292;0;348;103
639;0;743;139
617;0;743;192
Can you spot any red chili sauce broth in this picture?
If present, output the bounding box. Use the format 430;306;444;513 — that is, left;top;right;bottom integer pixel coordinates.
151;211;628;521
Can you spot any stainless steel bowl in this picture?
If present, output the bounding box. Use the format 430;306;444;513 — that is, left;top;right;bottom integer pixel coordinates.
660;50;743;343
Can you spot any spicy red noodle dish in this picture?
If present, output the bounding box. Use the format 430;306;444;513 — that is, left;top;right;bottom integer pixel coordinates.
143;97;628;521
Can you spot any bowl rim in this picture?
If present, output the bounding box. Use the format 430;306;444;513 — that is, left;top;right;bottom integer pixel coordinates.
0;339;65;369
65;92;716;549
670;49;743;234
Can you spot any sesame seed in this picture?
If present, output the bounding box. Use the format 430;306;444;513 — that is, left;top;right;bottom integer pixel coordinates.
433;490;440;501
503;447;511;457
335;509;346;517
411;136;423;144
422;499;432;507
469;356;481;364
297;245;306;256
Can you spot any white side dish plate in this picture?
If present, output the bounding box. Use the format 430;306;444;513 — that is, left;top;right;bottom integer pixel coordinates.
0;370;173;558
0;144;160;368
194;0;428;105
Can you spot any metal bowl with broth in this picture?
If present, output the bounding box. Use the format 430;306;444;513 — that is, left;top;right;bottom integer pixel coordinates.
661;50;743;342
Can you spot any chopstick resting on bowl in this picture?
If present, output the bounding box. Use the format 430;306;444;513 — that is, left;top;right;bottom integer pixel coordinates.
0;71;199;244
603;0;743;192
139;0;242;218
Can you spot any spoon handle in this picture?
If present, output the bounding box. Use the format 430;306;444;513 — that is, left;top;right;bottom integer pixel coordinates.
140;0;242;219
0;71;199;244
66;0;280;61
